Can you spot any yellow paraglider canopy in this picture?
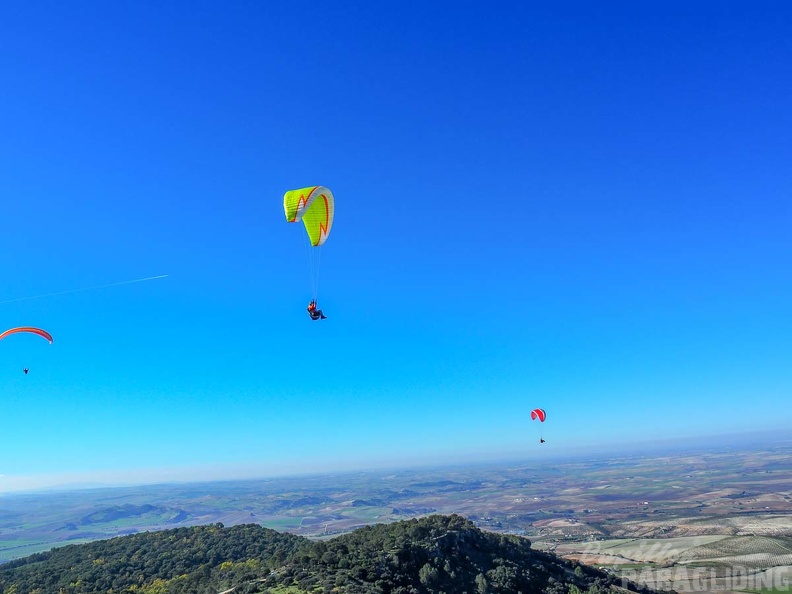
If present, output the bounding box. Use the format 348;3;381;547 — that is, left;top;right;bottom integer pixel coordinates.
283;186;334;246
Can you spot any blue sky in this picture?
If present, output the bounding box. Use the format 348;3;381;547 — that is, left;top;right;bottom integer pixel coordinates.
1;1;790;491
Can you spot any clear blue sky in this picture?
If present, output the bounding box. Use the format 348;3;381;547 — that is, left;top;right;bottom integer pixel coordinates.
1;1;790;491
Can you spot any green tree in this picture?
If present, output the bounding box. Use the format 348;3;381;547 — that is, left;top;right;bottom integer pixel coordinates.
419;563;438;586
476;572;489;594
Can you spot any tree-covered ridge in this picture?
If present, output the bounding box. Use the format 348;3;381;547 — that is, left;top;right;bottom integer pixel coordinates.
0;523;303;594
266;514;642;594
0;515;653;594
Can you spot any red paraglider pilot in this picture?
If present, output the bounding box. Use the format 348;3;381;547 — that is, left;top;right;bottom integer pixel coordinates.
307;299;327;320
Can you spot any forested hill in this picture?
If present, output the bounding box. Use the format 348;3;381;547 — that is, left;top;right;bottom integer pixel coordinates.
0;515;653;594
0;523;302;593
270;515;649;594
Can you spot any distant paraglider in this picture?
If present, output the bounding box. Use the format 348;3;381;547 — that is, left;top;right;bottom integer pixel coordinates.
531;408;546;443
0;276;166;375
284;186;334;320
0;327;53;375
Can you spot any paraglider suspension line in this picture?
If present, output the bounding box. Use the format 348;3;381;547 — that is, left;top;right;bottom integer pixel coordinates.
301;232;322;301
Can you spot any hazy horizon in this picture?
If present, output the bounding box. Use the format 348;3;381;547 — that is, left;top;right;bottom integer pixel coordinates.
2;429;787;495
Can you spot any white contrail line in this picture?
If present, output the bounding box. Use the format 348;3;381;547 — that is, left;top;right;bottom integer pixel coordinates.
0;275;169;305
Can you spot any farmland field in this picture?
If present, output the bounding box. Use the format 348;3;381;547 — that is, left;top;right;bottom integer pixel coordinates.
1;437;791;591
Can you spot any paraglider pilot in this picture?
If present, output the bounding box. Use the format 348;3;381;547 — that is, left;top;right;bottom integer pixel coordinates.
23;368;29;375
307;299;327;320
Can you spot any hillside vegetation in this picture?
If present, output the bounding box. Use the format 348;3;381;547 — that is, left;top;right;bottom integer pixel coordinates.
0;515;653;594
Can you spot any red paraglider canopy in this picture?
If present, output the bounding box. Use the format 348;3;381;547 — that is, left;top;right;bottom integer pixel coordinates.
530;408;546;422
0;327;53;344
